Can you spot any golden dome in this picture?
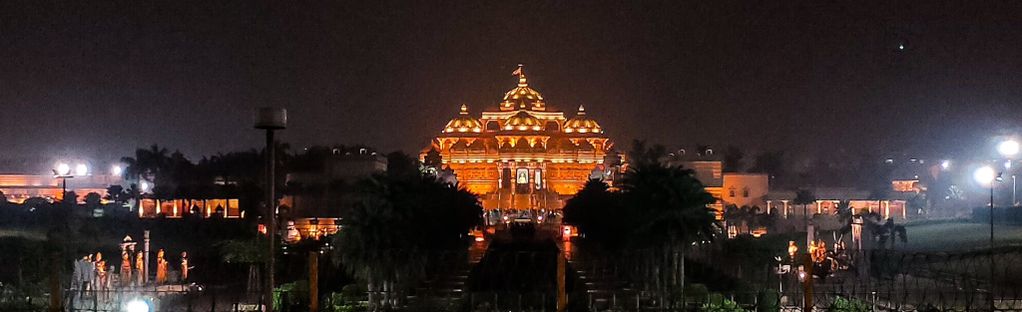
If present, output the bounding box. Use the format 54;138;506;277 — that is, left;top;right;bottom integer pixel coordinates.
500;65;546;111
443;104;483;133
504;111;543;131
563;105;602;134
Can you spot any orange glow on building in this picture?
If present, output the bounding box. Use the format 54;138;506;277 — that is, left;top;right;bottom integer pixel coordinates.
0;174;121;204
138;198;241;218
422;65;613;210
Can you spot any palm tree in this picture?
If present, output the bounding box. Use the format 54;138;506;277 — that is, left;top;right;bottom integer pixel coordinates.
332;169;482;309
217;239;267;293
793;189;817;228
121;144;171;185
618;150;718;300
563;179;623;246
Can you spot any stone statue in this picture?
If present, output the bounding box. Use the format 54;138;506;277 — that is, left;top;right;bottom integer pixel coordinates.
120;250;132;287
95;252;108;298
156;249;168;284
135;252;144;286
180;252;190;281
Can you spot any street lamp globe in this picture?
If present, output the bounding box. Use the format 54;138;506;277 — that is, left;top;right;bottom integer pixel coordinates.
975;166;997;185
998;139;1020;158
74;163;88;176
139;180;152;193
124;298;151;312
941;160;951;170
111;165;123;176
55;163;71;176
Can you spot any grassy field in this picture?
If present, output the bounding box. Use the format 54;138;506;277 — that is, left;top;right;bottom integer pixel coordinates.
900;221;1022;252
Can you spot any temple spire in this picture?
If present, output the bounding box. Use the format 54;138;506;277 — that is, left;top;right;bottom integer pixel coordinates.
577;104;586;115
459;104;469;115
512;63;527;87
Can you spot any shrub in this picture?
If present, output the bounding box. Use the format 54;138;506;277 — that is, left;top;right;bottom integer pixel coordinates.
829;296;869;312
701;293;747;312
684;283;710;304
756;289;779;312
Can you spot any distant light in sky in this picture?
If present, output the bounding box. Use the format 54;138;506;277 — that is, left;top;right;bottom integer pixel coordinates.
998;139;1020;157
941;160;951;170
974;166;997;185
898;44;905;50
74;163;88;176
55;163;70;176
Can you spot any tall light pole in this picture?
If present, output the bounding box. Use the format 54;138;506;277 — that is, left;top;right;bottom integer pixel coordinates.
998;139;1019;206
975;165;1001;306
255;107;286;312
53;162;87;204
53;163;72;202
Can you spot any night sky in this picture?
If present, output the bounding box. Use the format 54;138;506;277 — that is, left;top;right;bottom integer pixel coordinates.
3;1;1022;168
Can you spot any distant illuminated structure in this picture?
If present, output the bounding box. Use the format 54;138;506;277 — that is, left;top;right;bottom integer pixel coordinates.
422;65;614;210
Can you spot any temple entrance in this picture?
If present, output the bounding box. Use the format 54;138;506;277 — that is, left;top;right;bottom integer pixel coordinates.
515;168;531;194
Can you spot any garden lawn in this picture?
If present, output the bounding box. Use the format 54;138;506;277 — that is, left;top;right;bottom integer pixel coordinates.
900;222;1022;252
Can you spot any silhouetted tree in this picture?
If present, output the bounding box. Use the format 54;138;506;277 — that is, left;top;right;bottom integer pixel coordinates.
566;141;718;298
751;151;786;183
793;189;816;231
332;171;482;309
722;146;745;172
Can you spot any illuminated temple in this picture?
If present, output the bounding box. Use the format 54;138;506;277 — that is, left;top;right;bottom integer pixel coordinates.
422;66;614;210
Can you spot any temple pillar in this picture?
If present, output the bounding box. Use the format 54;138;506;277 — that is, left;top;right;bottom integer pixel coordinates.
781;200;790;218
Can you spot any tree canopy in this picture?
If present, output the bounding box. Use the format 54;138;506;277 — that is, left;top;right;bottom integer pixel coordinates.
565;141;719;250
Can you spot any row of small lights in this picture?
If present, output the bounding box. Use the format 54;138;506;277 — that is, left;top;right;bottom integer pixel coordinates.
54;162;152;192
54;162;123;177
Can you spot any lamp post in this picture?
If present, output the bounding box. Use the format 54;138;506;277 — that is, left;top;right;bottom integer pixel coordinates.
255;107;286;312
975;165;1001;306
998;139;1019;206
53;162;87;204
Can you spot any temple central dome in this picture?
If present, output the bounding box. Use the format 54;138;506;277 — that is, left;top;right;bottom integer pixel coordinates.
500;65;546;111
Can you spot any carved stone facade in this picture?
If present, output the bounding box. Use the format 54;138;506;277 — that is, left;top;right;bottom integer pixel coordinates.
422;66;613;210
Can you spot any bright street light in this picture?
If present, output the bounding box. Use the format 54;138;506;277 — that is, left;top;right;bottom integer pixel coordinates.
74;163;88;176
998;139;1020;158
941;160;951;170
124;298;151;312
139;180;152;193
55;163;71;176
975;166;998;185
111;165;123;176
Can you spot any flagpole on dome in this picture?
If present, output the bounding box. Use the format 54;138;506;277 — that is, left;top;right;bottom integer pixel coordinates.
512;64;527;87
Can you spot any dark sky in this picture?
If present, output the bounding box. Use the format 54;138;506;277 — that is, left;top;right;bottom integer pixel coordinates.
3;1;1022;168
